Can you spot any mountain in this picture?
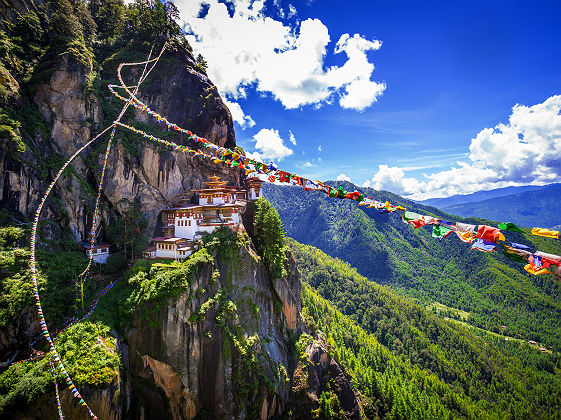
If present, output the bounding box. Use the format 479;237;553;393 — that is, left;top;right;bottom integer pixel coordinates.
417;184;555;208
291;238;561;419
263;181;561;350
441;183;561;229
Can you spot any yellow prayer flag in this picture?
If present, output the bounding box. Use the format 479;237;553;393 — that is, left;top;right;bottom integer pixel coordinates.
531;228;559;239
524;264;550;276
456;231;474;243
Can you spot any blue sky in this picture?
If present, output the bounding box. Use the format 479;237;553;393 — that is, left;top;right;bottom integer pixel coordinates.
176;0;561;199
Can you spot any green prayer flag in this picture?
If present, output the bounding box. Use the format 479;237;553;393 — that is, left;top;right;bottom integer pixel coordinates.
432;225;452;238
328;187;338;198
336;186;348;199
498;222;523;233
403;211;420;222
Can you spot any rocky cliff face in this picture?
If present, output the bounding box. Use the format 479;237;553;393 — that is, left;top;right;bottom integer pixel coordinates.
290;331;362;419
1;43;238;243
124;234;301;419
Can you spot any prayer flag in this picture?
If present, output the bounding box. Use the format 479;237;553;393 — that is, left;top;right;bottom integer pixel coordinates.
498;222;523;233
423;216;439;225
409;218;426;229
477;225;505;243
510;242;531;250
534;251;561;266
456;230;475;243
471;239;496;252
528;254;550;270
531;228;559;239
432;225;453;239
502;249;528;263
456;222;476;233
524;264;550;276
503;245;532;259
304;180;323;191
402;211;420;222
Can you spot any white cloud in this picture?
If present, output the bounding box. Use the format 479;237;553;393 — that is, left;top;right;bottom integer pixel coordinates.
336;173;351;182
318;145;322;152
245;151;263;162
223;97;255;128
304;161;314;167
252;128;294;161
365;95;561;199
289;130;297;145
178;1;385;112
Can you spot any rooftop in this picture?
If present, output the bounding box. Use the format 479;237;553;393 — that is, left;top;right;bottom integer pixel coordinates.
151;237;189;243
168;202;245;211
79;242;110;249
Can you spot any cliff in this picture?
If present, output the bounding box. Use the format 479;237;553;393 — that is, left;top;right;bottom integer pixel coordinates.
1;44;239;242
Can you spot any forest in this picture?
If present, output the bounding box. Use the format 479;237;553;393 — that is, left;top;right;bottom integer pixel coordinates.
264;182;561;350
293;238;561;418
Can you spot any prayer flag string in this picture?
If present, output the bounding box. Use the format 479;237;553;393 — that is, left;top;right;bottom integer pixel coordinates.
108;53;561;279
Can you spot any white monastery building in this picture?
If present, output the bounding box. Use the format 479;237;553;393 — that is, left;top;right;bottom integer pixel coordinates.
150;176;265;260
80;243;110;263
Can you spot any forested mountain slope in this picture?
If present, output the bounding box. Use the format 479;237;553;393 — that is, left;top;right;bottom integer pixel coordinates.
263;182;561;349
293;239;561;419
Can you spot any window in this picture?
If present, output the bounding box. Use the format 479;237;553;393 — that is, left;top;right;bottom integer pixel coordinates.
256;191;260;197
207;196;213;204
103;248;108;253
188;220;191;226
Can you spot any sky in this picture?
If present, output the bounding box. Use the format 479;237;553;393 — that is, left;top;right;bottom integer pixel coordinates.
172;0;561;200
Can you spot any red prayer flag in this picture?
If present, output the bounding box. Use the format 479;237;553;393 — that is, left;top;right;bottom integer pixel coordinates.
476;225;504;243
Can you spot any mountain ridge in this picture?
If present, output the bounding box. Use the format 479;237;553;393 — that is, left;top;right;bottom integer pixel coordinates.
417;183;557;208
441;183;561;229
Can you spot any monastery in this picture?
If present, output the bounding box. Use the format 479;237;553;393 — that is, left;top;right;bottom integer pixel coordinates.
147;176;264;259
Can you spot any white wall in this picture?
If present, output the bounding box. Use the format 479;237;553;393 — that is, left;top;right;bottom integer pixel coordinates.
92;253;109;264
175;216;198;240
200;195;224;205
155;247;179;259
248;188;261;200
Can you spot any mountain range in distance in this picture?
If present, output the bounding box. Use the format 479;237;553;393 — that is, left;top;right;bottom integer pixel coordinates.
417;183;561;229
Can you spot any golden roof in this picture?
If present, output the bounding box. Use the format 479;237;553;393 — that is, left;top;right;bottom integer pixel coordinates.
203;175;228;189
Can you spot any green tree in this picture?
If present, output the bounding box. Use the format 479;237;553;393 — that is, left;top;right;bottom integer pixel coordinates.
107;198;147;259
253;198;287;279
